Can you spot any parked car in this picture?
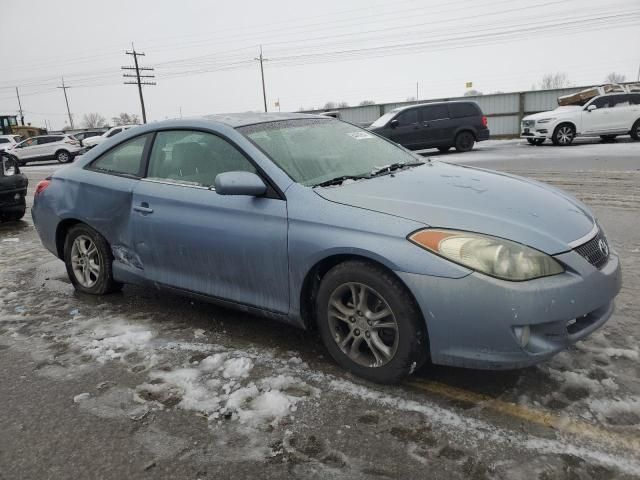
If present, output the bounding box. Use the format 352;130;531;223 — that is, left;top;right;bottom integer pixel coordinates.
82;125;135;149
521;92;640;145
32;113;620;384
0;153;28;222
0;134;23;152
368;101;489;152
6;134;83;165
72;130;107;146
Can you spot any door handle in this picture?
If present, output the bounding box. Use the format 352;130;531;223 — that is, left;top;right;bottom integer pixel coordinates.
133;203;154;214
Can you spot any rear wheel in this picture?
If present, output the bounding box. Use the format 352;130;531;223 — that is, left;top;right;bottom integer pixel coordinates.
631;119;640;141
454;131;475;152
316;260;428;384
56;150;72;163
600;135;617;142
63;224;123;295
552;123;575;146
437;146;451;153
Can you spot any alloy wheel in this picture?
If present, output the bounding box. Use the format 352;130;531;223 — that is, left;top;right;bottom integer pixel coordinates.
71;235;101;288
557;126;574;144
58;151;70;163
327;282;399;367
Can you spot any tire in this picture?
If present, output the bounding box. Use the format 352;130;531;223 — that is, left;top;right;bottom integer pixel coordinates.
0;207;26;222
600;135;617;143
454;131;475;152
552;123;575;146
437;146;451;153
56;150;72;164
527;138;544;146
631;119;640;141
315;260;428;384
63;224;123;295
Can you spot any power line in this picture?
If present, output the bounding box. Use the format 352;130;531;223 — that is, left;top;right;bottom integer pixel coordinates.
122;43;156;123
56;77;74;129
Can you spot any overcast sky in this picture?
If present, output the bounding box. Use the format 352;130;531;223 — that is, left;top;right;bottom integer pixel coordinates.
1;0;638;129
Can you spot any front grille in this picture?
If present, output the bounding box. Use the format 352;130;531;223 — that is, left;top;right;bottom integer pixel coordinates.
522;120;535;128
574;229;609;269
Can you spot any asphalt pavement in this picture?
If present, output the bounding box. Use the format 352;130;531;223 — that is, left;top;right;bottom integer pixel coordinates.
1;137;639;479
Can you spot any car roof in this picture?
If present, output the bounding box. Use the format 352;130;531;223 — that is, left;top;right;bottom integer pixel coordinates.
202;112;327;128
392;100;476;112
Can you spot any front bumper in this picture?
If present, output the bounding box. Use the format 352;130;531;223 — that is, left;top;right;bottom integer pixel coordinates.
520;122;551;139
396;249;622;369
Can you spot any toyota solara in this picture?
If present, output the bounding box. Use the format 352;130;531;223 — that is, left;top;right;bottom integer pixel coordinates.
31;113;621;383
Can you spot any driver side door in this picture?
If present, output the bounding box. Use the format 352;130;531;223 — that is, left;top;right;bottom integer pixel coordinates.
131;129;289;313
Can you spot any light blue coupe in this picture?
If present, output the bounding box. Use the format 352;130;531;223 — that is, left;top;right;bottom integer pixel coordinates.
32;113;621;383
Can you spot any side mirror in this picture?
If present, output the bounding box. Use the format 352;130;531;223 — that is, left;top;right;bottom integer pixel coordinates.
214;171;267;196
587;104;597;112
389;119;399;128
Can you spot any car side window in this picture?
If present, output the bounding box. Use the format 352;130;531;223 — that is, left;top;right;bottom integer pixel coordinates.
90;135;149;177
107;128;122;138
630;94;640;106
421;105;449;121
611;95;630;108
395;109;418;126
591;96;613;109
146;130;256;188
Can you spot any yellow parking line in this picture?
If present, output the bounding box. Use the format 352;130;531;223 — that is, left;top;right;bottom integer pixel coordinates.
407;380;640;454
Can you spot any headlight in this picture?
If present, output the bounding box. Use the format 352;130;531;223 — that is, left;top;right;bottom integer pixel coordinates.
408;229;564;281
536;118;556;124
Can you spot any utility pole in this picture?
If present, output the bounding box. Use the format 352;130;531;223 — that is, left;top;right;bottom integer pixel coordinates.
254;45;269;113
57;77;74;129
416;82;419;102
122;43;155;124
15;87;24;125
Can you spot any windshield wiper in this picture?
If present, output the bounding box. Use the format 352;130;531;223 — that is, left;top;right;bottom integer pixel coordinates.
369;161;424;177
313;174;369;188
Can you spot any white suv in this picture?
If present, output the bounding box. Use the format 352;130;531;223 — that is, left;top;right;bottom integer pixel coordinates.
0;134;23;152
6;134;84;165
83;125;135;149
521;92;640;145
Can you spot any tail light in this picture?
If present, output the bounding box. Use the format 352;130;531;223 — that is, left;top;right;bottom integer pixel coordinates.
481;116;488;128
35;178;51;196
65;139;79;145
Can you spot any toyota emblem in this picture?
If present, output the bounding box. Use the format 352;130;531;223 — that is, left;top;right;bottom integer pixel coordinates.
598;238;609;257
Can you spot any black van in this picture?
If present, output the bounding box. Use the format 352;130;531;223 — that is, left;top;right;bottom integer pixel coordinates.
368;101;489;152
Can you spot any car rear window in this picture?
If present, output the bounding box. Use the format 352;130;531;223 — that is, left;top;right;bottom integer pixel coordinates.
449;103;480;118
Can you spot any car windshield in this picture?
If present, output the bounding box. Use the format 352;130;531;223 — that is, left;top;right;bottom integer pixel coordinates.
369;111;397;128
239;118;417;187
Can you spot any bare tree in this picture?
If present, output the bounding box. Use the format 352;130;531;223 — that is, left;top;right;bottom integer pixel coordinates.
539;73;571;89
337;101;349;108
323;101;337;110
604;72;626;84
464;89;483;97
111;113;141;126
82;112;106;128
359;100;376;106
406;96;416;102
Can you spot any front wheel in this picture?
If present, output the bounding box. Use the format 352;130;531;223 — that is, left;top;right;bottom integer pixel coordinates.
63;224;123;295
56;150;72;163
552;123;575;146
316;260;428;384
631;119;640;141
454;131;475;152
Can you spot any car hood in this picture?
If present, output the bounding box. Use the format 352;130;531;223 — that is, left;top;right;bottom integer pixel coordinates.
523;106;582;121
315;162;595;255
